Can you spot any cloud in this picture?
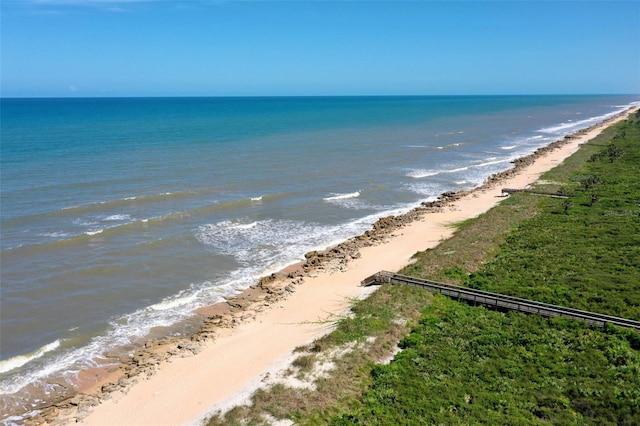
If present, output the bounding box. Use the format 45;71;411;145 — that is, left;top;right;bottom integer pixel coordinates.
23;0;228;10
17;0;155;14
34;0;152;4
6;0;227;16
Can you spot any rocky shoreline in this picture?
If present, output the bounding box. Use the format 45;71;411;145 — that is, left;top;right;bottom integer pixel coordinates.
20;109;631;426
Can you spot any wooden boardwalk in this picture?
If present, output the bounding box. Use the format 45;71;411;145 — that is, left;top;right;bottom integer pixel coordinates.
362;271;640;332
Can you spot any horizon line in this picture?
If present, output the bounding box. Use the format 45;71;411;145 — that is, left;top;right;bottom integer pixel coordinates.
3;93;640;100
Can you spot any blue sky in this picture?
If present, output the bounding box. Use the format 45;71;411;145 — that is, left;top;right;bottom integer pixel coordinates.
1;1;639;97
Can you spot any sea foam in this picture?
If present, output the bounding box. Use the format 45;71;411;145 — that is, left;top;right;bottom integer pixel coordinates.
407;166;469;179
323;191;361;201
149;292;200;311
103;214;131;221
539;108;626;134
0;340;61;376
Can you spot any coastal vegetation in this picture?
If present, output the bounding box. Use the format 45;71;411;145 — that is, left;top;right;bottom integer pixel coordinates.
333;299;640;425
206;113;640;425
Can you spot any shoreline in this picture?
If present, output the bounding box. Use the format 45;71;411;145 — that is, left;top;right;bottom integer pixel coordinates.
20;106;637;425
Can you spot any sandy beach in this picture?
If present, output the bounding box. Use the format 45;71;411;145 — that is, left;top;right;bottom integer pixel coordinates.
38;108;635;426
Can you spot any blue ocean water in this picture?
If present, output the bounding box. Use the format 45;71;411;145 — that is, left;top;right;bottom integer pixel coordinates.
0;95;638;418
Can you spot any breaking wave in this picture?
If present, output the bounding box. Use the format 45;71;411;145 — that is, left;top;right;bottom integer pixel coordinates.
0;341;61;376
323;191;361;201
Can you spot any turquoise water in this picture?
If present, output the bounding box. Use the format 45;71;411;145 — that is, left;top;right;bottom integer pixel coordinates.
1;95;637;419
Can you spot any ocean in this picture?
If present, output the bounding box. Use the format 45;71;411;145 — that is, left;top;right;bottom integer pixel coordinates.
1;95;638;420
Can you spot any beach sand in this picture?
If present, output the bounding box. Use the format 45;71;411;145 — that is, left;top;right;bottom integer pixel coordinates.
43;108;635;426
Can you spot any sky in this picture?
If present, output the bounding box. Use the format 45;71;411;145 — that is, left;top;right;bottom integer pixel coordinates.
1;1;639;97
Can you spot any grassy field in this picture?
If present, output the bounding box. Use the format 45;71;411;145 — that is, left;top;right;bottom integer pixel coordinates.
206;112;640;425
332;298;640;425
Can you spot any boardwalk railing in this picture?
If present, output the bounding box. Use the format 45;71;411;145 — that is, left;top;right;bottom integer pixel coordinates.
362;271;640;332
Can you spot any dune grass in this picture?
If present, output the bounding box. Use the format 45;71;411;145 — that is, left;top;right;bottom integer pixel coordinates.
332;298;640;425
205;284;434;426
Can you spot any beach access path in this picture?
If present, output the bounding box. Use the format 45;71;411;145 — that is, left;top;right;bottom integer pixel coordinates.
76;109;635;426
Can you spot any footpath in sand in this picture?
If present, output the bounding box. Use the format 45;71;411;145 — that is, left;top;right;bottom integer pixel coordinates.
66;109;635;426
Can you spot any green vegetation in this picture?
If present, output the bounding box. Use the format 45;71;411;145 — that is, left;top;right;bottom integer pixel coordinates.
407;114;640;313
402;191;540;284
206;113;640;425
463;117;640;319
333;298;640;425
